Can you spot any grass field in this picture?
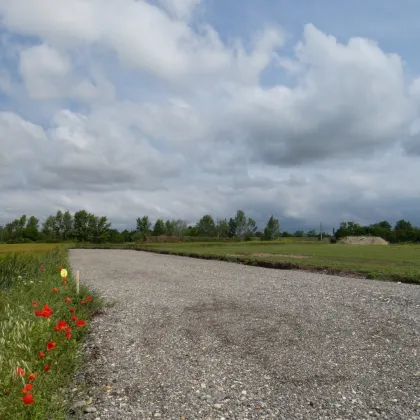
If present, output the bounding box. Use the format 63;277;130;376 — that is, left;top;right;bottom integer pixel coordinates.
0;243;60;256
132;241;420;283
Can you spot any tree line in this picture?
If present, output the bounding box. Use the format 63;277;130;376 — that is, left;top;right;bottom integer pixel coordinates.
0;209;419;244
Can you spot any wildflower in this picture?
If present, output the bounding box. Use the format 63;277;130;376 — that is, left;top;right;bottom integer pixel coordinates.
46;341;56;351
86;296;93;302
28;372;36;381
70;308;76;313
52;287;58;293
22;393;35;405
71;315;77;321
81;300;86;305
39;351;45;359
58;266;62;271
65;332;72;339
21;384;33;393
41;304;53;318
40;265;45;271
64;297;71;303
55;320;68;331
44;365;50;372
16;367;25;376
34;310;43;317
33;301;39;307
76;320;86;327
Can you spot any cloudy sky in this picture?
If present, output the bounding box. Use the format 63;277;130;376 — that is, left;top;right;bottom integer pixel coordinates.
0;0;420;233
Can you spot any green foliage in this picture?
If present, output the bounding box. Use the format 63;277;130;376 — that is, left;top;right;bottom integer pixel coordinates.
0;248;103;419
263;216;280;240
196;215;216;237
153;219;166;236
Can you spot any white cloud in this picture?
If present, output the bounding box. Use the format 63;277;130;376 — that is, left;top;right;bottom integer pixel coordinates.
0;1;420;230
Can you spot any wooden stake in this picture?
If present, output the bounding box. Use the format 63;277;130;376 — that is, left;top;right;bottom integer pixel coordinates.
76;270;80;295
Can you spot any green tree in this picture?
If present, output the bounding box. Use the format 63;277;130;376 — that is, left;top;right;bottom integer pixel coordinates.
73;210;89;241
153;219;166;236
306;229;318;237
53;210;63;240
172;219;188;237
227;218;237;238
196;215;216;237
165;220;174;236
23;216;40;241
136;216;151;235
215;219;229;238
234;210;247;238
263;216;280;240
42;215;56;239
62;211;73;240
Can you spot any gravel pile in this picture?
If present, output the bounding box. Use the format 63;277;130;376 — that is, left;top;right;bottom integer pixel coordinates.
68;249;420;419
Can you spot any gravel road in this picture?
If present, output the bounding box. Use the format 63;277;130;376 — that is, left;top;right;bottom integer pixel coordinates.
69;249;420;420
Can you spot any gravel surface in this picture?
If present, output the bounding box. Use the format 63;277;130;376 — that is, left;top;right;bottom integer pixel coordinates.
69;249;420;420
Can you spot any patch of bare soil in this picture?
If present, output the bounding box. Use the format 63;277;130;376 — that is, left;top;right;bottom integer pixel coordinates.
338;236;389;245
228;253;310;259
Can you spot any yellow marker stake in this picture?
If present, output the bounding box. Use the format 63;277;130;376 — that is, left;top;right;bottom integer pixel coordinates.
60;268;68;278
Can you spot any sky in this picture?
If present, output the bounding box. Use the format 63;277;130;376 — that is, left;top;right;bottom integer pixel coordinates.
0;0;420;233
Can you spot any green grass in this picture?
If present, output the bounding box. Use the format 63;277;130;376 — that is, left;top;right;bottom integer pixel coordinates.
0;247;104;419
132;241;420;283
0;243;61;255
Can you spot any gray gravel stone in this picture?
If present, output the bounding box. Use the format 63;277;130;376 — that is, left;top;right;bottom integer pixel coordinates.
69;249;420;419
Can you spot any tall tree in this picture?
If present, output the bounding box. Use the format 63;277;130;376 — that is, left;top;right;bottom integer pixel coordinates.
153;219;166;236
234;210;247;238
263;216;280;240
136;216;151;235
62;211;73;240
228;217;237;238
171;219;188;237
42;215;56;239
196;215;216;237
73;210;89;242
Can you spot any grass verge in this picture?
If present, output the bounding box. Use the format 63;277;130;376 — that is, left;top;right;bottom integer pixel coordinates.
0;247;104;419
115;241;420;284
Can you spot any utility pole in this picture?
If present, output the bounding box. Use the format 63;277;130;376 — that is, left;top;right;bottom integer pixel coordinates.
320;222;323;242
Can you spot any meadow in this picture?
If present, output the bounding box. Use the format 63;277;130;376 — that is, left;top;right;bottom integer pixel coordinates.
0;244;103;419
131;240;420;284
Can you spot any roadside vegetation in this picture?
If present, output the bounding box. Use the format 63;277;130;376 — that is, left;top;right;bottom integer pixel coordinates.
0;245;103;419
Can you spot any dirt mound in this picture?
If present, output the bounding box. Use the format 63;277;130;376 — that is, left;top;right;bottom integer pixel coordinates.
338;236;389;245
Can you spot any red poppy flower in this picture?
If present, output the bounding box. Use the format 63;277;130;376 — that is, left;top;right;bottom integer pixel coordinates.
86;296;92;302
81;300;86;305
65;326;72;333
52;287;58;293
33;301;39;307
46;341;56;351
28;372;36;381
16;367;25;376
70;308;76;313
53;326;60;332
39;351;45;359
76;319;86;327
71;315;77;321
41;304;53;318
22;393;35;405
58;266;62;271
44;364;50;372
40;265;45;271
21;384;32;393
64;297;71;303
34;310;43;317
65;332;72;339
55;320;68;331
